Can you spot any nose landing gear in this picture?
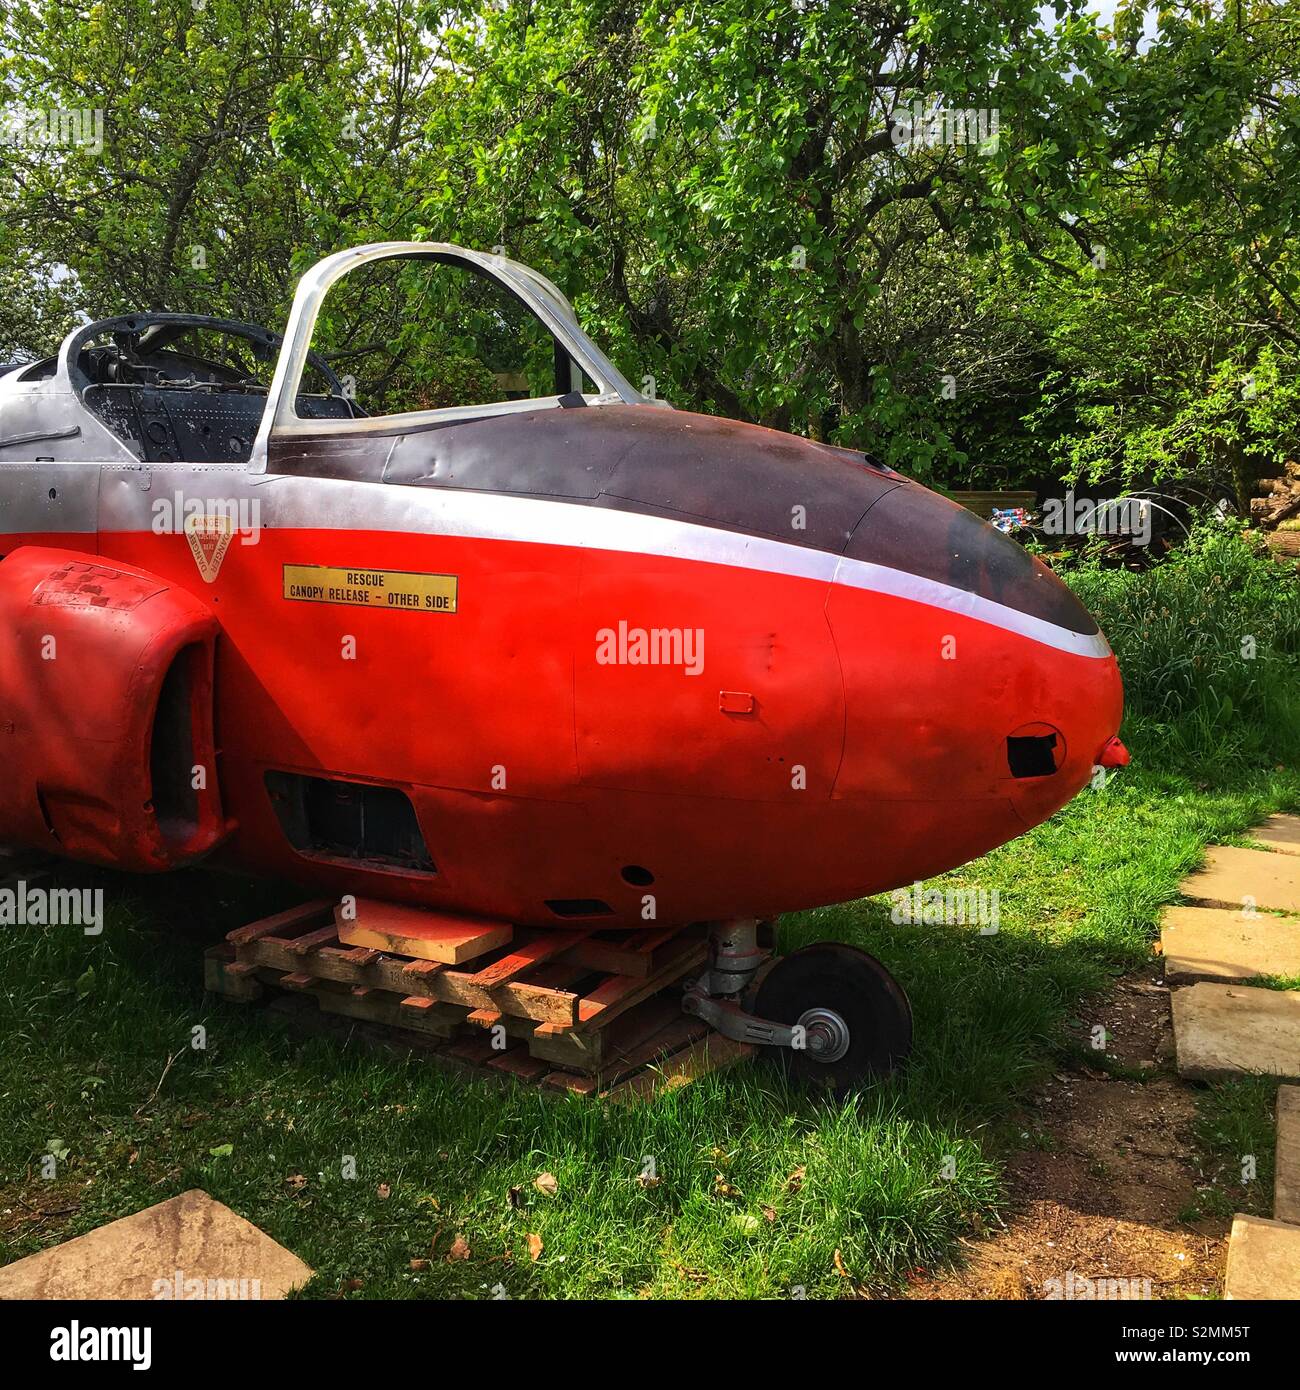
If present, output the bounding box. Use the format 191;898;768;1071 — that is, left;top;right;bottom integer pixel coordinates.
682;921;913;1094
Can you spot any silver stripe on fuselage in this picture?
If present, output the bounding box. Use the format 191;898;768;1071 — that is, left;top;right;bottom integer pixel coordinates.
61;464;1111;660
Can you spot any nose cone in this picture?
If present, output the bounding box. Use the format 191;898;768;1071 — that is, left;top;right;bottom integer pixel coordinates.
828;480;1123;866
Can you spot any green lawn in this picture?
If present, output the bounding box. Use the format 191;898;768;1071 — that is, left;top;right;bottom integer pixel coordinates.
3;739;1296;1299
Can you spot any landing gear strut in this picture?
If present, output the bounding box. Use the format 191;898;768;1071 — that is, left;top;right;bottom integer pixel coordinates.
682;921;913;1094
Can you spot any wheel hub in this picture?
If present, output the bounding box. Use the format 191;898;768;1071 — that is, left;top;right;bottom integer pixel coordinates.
798;1007;850;1063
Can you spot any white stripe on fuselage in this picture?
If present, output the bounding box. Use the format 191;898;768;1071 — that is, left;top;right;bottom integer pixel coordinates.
90;465;1113;659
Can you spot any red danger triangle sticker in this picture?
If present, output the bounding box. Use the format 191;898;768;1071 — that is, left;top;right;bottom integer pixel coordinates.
184;514;234;583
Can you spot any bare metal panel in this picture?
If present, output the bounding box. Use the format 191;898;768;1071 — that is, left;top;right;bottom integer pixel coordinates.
0;463;101;536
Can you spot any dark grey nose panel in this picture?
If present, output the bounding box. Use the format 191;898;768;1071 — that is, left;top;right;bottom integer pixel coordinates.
847;482;1100;636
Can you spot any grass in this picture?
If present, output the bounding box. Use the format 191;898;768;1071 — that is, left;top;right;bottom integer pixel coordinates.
2;522;1297;1297
1180;1079;1281;1224
1;749;1295;1299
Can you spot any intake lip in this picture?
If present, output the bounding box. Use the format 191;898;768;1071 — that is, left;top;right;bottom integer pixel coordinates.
1097;735;1131;768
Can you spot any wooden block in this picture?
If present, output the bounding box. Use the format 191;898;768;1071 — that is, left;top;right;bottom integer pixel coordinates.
400;995;438;1013
529;1024;605;1070
203;946;262;1002
402;958;444;980
336;899;512;964
278;972;315;992
466;1008;503;1028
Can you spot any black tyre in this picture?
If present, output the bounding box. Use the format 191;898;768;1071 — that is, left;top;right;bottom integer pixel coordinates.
753;943;912;1094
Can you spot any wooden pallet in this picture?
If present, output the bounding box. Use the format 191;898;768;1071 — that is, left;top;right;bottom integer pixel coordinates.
204;901;755;1099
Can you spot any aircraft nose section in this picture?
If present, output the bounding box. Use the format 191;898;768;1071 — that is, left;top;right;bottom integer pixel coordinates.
828;480;1124;832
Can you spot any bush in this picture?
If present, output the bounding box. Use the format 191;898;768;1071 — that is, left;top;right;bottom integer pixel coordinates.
1062;519;1300;767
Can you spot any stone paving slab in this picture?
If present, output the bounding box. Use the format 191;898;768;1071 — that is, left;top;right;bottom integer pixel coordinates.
1170;983;1300;1082
1180;845;1300;914
1224;1214;1300;1299
1254;814;1300;857
0;1189;312;1299
1276;1085;1300;1225
1160;906;1300;984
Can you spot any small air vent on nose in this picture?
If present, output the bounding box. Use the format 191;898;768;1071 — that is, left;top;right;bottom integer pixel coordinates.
544;898;615;919
1007;734;1059;778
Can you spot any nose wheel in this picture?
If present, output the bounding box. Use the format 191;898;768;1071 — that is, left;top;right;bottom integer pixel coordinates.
682;926;912;1095
753;943;913;1093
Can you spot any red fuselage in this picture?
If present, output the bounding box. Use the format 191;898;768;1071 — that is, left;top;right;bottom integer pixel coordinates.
0;403;1122;928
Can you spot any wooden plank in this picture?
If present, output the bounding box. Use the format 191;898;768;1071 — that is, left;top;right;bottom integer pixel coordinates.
563;924;693;979
466;1008;503;1028
227;899;333;947
571;935;707;1034
311;981;461;1038
448;1032;503;1065
401;958;444;981
541;1070;598;1095
279;972;315;992
599;1015;710;1089
287;923;341;956
235;934;579;1024
486;1049;549;1082
468;929;591;988
336;899;512;964
529;1023;605;1071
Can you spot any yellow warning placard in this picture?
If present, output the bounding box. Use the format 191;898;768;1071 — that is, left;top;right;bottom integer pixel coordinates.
283;565;458;614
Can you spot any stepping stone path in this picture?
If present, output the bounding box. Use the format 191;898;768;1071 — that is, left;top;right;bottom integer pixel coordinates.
1161;906;1300;985
1170;984;1300;1082
0;1189;312;1299
1179;843;1300;914
1224;1216;1300;1300
1164;816;1300;1298
1276;1085;1300;1225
